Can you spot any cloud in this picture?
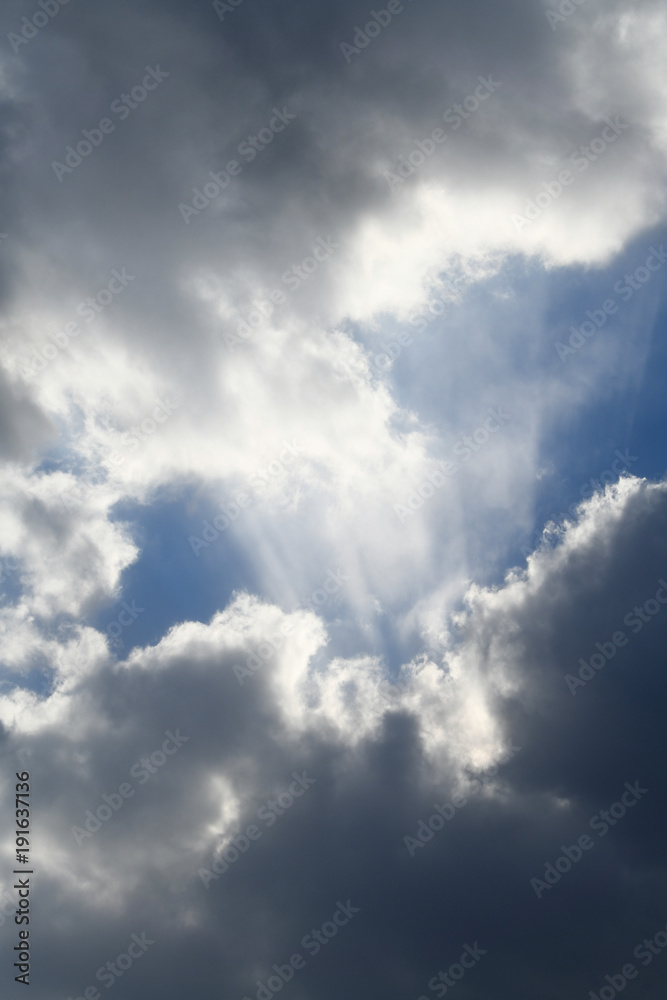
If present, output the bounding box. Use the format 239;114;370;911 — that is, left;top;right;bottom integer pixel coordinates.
0;1;664;637
2;475;667;996
1;0;667;996
0;364;55;463
0;466;138;621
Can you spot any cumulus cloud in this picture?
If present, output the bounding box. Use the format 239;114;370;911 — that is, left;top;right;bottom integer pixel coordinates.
1;476;666;997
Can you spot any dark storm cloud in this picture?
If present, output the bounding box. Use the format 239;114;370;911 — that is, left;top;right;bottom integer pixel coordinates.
1;0;662;397
0;478;665;998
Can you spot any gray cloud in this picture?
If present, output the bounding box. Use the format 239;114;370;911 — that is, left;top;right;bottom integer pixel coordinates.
1;478;666;997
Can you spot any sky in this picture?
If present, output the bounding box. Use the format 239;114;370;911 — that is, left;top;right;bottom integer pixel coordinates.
1;0;667;997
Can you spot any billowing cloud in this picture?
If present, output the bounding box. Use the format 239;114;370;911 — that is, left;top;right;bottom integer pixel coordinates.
2;476;667;997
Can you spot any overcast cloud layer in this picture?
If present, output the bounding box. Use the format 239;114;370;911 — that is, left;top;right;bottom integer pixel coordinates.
1;1;667;998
